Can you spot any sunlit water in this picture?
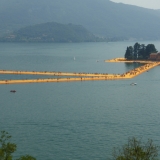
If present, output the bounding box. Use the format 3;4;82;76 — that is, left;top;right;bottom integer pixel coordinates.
0;41;160;160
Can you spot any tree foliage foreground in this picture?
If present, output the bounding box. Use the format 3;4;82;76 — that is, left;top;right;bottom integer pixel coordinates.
1;131;159;160
0;131;36;160
113;137;159;160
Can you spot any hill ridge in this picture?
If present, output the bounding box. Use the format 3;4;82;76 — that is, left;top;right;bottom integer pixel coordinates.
1;0;160;40
0;22;107;42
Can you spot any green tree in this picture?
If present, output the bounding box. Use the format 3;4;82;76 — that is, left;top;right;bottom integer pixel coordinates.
125;46;134;60
134;42;140;52
133;42;140;59
0;131;16;160
0;131;36;160
113;137;159;160
125;47;131;59
138;44;146;59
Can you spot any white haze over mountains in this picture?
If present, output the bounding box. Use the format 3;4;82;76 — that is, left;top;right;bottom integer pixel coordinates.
1;0;160;40
110;0;160;9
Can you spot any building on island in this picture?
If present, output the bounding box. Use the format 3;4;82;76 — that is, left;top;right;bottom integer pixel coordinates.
149;53;160;61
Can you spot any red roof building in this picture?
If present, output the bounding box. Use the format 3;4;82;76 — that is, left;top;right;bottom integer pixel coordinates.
149;53;160;60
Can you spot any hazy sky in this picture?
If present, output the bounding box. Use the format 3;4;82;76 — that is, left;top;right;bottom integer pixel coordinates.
110;0;160;9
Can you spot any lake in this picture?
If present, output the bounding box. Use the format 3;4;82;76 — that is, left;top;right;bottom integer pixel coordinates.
0;41;160;160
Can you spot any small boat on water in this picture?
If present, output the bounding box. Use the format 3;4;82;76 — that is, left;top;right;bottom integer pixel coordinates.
10;90;16;93
130;83;137;86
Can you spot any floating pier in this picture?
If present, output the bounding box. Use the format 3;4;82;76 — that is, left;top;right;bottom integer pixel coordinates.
0;70;116;77
105;58;156;63
0;58;159;84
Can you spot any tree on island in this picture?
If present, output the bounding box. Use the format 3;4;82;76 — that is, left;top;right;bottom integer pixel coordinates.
113;137;159;160
0;131;36;160
125;42;158;60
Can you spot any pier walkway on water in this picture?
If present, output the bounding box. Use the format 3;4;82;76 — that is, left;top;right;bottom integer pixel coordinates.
0;58;160;84
0;70;116;77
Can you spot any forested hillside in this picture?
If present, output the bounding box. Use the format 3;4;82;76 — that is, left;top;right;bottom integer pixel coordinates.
0;22;106;42
1;0;160;40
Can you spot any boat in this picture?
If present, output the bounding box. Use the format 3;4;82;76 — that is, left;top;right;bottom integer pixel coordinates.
130;83;137;85
10;90;16;93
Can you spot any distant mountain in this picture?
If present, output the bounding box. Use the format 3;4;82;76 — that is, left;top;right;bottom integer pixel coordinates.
0;22;106;42
1;0;160;40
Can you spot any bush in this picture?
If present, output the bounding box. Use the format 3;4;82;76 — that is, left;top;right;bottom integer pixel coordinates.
0;131;36;160
113;137;159;160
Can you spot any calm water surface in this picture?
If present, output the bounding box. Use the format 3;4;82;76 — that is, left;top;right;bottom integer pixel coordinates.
0;41;160;160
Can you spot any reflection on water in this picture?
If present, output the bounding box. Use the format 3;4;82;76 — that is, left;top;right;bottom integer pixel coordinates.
124;62;143;72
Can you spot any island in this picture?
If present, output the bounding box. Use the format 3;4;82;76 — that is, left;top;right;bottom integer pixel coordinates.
124;42;158;60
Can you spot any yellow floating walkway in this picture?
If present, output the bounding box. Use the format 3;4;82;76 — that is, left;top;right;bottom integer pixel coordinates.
0;70;114;77
105;58;156;63
0;77;122;84
121;62;160;78
0;59;159;84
